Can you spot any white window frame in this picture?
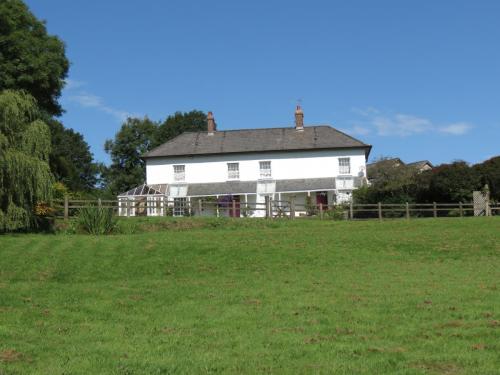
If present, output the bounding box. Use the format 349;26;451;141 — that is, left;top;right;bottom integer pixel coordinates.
227;162;240;180
173;197;187;217
259;161;272;179
337;176;354;189
173;165;185;182
338;157;351;175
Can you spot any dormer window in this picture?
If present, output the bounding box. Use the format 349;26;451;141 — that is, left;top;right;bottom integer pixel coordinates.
338;158;351;175
227;163;239;180
173;165;185;181
259;161;272;179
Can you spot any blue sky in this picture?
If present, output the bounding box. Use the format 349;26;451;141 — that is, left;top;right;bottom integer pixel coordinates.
26;0;500;165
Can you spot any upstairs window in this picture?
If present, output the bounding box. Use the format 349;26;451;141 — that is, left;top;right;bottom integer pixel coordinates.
259;161;272;179
338;157;351;175
173;165;185;181
227;163;239;180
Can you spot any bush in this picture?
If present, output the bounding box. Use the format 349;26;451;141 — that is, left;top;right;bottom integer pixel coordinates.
78;207;116;235
305;196;318;216
325;205;347;220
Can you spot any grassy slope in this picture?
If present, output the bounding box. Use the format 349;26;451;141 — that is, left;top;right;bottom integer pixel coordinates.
0;218;499;374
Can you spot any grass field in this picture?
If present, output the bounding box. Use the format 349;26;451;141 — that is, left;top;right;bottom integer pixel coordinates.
1;218;499;374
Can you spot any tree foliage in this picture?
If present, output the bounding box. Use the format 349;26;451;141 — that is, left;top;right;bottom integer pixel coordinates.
0;0;69;116
425;161;481;202
44;117;98;192
154;110;207;147
355;157;495;204
0;90;53;231
103;117;159;195
474;156;500;201
356;157;419;203
103;111;207;195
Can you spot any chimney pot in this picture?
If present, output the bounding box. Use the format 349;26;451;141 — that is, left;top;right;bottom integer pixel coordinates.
207;111;216;133
295;105;304;130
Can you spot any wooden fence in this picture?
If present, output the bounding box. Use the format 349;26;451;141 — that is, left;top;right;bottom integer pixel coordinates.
55;197;500;220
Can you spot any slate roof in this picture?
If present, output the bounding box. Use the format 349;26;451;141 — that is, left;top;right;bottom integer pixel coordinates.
275;178;336;192
187;181;257;196
143;126;371;158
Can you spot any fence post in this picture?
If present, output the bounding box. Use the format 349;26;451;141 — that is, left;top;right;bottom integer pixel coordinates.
349;201;354;220
198;199;202;216
378;202;382;221
405;202;410;220
433;202;437;218
459;202;463;217
98;198;102;208
163;198;167;216
290;198;295;219
319;203;323;220
127;199;131;217
64;195;69;221
232;199;236;218
486;200;491;217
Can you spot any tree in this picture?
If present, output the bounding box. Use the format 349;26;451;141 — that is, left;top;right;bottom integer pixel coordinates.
155;110;207;147
44;117;98;192
103;117;159;195
0;90;53;231
426;161;481;202
355;157;419;204
0;0;69;116
474;156;500;201
103;111;207;195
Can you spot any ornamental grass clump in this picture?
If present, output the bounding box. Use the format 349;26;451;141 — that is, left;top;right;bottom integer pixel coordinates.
78;207;116;235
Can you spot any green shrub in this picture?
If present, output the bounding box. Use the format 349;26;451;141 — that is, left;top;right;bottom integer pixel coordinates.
305;196;318;216
325;205;347;220
78;207;117;235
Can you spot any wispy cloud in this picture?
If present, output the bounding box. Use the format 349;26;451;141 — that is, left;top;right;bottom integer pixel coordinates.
64;79;86;90
438;122;472;135
348;108;472;137
67;90;134;122
70;93;102;107
372;114;433;136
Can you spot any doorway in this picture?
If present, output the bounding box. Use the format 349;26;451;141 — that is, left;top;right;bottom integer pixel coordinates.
316;191;328;206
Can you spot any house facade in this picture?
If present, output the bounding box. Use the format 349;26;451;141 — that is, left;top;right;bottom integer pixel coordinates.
118;107;371;217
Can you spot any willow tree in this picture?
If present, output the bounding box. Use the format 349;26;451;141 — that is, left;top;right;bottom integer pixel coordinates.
0;90;53;231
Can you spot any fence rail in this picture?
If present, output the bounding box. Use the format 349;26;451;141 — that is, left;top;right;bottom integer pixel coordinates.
54;197;499;221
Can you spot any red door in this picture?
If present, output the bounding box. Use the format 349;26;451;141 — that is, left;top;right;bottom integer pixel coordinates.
316;192;328;206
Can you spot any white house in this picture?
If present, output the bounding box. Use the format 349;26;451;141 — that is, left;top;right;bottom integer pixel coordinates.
118;107;371;217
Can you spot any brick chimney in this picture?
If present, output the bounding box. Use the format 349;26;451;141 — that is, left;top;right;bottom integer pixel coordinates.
295;105;304;130
207;111;216;134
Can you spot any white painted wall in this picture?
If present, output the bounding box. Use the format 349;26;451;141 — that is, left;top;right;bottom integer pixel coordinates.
146;148;367;185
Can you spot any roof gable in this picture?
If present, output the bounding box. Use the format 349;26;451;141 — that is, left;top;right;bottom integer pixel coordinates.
143;125;371;158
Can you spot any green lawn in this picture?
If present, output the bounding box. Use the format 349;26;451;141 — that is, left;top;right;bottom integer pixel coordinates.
1;218;499;374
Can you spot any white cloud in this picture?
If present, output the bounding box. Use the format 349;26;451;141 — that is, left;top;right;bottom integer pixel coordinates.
70;93;102;108
351;108;472;137
64;79;86;90
68;92;133;122
372;114;432;136
438;122;472;135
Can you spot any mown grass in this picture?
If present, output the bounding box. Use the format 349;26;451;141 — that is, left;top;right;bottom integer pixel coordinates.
0;218;499;374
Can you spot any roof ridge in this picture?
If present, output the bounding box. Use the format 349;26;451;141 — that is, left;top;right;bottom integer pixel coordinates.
179;124;332;134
